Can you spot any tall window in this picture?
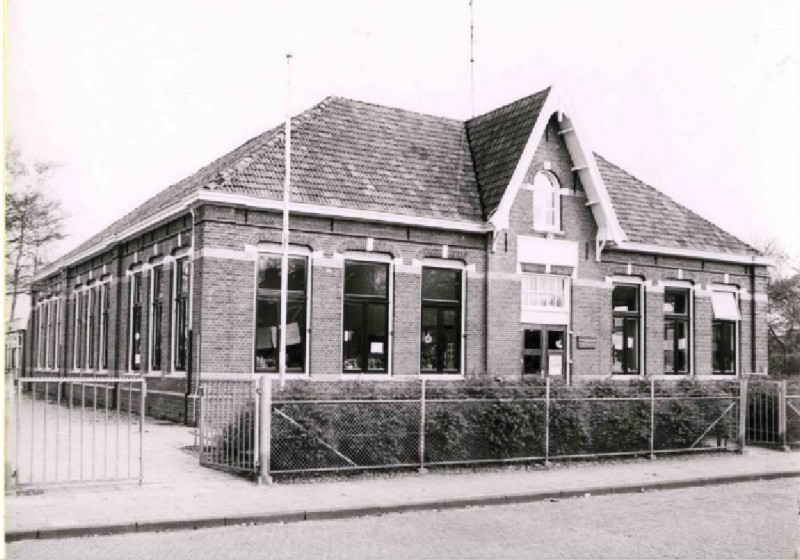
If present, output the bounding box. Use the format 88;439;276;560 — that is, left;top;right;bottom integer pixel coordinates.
39;301;50;368
612;284;640;374
664;288;690;374
532;171;560;232
129;273;143;371
150;266;163;371
254;255;308;373
173;258;190;372
420;267;462;374
711;290;739;374
343;261;389;373
73;293;80;370
100;283;109;370
88;287;97;370
54;299;61;369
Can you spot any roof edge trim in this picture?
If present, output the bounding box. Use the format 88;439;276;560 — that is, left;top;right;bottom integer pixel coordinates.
33;192;491;282
613;241;774;266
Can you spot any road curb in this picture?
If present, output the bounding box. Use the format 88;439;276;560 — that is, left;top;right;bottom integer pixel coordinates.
7;470;800;543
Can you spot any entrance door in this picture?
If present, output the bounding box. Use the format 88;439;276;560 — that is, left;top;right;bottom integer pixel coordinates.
523;326;566;377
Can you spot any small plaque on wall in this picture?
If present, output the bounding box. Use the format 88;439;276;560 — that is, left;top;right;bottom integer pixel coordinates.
577;336;597;349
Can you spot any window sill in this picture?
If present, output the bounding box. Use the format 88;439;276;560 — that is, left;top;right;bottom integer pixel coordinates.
532;228;565;236
419;373;465;380
695;374;738;380
340;373;392;381
255;372;309;380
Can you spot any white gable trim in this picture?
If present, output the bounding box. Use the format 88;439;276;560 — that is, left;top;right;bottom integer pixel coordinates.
488;86;626;246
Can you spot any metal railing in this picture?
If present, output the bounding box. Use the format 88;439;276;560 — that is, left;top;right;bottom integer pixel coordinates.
746;379;800;449
198;379;260;475
8;376;146;489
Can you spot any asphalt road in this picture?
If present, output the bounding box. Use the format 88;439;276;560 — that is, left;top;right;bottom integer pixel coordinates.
7;479;800;559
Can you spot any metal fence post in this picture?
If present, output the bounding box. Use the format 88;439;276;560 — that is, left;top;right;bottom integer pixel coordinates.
258;376;273;485
139;379;146;486
739;378;748;452
419;379;427;474
779;380;788;451
649;378;656;460
544;376;550;467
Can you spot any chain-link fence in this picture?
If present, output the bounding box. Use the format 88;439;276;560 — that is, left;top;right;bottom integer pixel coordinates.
267;379;742;475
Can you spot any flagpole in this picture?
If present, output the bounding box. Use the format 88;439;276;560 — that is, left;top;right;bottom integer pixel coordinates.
279;53;292;389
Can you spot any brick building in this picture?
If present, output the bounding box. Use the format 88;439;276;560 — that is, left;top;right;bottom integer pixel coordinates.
28;86;771;423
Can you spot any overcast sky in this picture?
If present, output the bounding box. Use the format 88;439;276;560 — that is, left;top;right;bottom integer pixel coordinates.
6;0;799;260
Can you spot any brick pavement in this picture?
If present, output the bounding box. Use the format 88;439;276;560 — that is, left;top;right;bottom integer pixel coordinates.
5;417;799;540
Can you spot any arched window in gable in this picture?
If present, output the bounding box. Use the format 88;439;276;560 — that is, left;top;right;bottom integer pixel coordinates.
532;171;561;232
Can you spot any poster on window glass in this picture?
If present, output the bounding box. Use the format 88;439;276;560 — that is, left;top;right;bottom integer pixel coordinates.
370;342;384;354
548;355;562;376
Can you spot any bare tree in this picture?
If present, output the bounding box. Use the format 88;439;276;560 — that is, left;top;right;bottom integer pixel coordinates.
755;240;800;376
5;140;66;325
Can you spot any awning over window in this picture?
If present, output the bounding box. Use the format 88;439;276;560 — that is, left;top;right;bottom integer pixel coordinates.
711;291;740;321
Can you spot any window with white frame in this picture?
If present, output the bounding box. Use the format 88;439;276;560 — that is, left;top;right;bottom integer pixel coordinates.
522;275;567;310
129;272;143;372
612;283;641;374
532;171;560;232
100;282;109;370
664;288;691;374
343;260;390;373
54;298;61;369
150;266;164;371
711;289;739;375
72;292;80;370
254;254;308;373
173;257;190;372
420;266;463;374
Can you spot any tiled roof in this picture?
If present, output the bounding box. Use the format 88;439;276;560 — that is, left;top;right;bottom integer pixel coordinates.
466;89;550;218
597;155;759;256
210;97;483;222
48;90;759;275
56;126;283;266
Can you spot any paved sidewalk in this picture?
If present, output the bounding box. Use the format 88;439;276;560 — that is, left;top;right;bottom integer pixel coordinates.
5;418;800;541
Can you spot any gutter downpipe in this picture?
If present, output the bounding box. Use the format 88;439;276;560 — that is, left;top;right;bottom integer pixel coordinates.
185;206;196;425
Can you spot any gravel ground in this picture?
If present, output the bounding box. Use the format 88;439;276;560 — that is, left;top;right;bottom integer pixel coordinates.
7;479;800;559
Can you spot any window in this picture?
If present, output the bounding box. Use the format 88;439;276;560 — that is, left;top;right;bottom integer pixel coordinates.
129;273;143;371
54;299;61;369
343;261;389;373
664;288;690;374
711;290;739;374
254;254;308;373
532;171;560;232
100;283;109;370
88;287;98;369
612;284;640;374
82;290;91;369
150;266;163;371
523;326;565;376
73;293;80;370
522;275;566;309
173;258;190;372
420;267;462;374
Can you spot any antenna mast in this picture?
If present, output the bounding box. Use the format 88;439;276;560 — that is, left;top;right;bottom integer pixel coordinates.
470;0;475;117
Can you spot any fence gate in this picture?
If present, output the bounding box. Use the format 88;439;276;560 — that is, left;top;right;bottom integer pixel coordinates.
198;379;260;476
7;377;146;490
745;379;792;448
